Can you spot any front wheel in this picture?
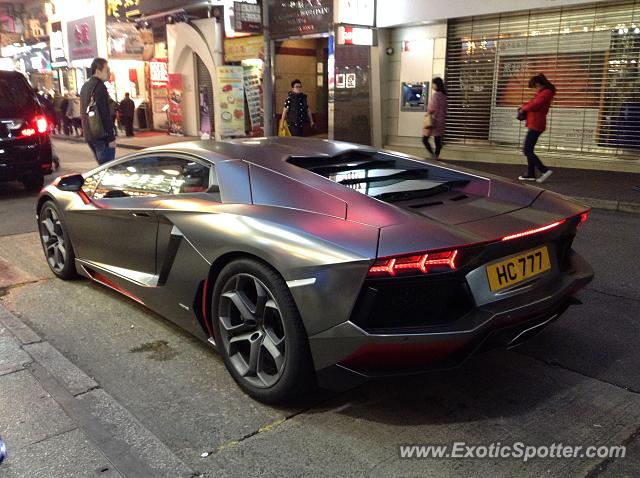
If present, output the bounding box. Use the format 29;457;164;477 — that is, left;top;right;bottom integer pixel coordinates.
38;201;79;280
211;259;315;403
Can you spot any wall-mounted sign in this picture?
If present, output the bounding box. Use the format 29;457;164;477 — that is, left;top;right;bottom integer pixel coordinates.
224;35;264;62
346;73;356;88
234;2;261;33
50;21;66;63
269;0;332;39
67;16;98;61
337;26;374;45
336;73;345;88
106;0;142;21
149;59;168;86
335;0;374;26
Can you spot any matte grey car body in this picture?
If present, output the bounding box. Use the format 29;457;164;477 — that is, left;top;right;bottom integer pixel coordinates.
37;137;593;401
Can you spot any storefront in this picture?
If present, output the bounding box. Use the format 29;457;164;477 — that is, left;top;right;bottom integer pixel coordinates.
445;0;640;159
269;0;376;144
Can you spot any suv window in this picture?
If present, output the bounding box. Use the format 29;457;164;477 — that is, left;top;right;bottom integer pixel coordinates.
0;75;34;111
92;156;216;199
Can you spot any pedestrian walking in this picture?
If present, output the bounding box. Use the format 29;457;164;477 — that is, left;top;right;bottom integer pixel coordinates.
422;77;448;160
67;93;82;136
80;58;116;165
280;79;314;137
119;92;135;137
518;73;555;183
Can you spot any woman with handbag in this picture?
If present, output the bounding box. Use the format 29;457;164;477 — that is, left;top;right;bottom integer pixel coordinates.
517;73;555;183
422;77;448;160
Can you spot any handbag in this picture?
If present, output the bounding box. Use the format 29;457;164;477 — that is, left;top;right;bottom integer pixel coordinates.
86;80;106;141
422;112;435;136
278;121;291;137
516;109;527;121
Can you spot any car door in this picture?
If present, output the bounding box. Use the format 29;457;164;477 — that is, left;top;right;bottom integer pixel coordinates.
71;155;184;278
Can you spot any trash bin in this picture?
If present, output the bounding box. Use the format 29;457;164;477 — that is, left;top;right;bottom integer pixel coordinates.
136;102;149;130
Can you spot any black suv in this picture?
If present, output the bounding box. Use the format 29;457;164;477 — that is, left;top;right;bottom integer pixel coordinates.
0;71;53;191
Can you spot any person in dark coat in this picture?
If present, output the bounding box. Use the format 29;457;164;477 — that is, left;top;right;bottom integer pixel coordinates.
280;79;314;137
119;92;135;137
80;58;116;165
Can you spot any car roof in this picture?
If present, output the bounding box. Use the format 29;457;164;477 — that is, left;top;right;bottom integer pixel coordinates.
144;137;374;164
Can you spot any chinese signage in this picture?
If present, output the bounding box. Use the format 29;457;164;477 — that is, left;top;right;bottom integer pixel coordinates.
224;35;264;62
216;66;245;137
269;0;332;39
106;0;142;21
107;23;153;60
149;59;168;86
67;16;98;61
335;0;374;26
234;2;261;33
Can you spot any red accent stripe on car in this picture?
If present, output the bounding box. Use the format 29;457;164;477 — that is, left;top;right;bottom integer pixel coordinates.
202;279;214;337
90;271;145;305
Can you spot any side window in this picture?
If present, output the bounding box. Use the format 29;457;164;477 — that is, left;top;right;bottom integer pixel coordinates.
93;156;215;200
82;170;104;198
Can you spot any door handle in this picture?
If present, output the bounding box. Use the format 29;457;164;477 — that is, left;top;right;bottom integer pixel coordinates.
131;212;150;218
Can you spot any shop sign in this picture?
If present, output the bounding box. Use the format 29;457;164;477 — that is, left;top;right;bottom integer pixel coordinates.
337;26;373;45
168;73;183;136
216;66;245;137
234;2;262;34
106;0;142;21
224;35;264;62
269;0;332;39
50;22;66;63
335;0;374;27
67;17;98;61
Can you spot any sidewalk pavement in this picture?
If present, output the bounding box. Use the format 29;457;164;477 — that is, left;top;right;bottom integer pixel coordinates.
52;133;640;214
0;305;196;478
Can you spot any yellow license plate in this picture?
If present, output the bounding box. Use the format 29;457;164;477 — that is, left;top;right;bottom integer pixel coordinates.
486;246;551;292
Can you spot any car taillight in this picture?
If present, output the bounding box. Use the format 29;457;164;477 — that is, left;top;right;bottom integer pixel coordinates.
35;115;48;133
20;116;48;137
368;249;458;277
500;220;565;242
577;210;590;229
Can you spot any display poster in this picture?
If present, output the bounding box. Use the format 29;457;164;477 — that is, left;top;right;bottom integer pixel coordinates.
224;35;264;62
149;59;168;118
243;64;264;135
107;23;144;60
168;73;183;136
216;66;245;137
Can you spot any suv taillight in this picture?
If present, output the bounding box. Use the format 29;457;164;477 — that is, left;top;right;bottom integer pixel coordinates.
20;115;48;137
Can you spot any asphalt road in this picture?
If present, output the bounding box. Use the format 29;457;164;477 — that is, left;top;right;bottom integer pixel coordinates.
0;139;639;477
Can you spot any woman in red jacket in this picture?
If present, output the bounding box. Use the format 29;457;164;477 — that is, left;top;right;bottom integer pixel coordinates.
518;73;556;183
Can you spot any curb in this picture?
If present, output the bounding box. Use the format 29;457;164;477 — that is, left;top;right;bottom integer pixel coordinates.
0;304;197;478
51;135;640;215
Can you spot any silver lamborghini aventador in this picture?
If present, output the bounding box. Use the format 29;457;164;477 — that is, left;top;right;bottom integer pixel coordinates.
37;138;593;403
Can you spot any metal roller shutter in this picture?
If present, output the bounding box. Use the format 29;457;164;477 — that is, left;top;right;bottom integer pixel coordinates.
195;53;215;135
445;1;640;158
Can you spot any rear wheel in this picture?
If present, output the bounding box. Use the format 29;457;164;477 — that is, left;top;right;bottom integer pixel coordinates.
211;259;314;403
22;174;44;191
38;201;79;280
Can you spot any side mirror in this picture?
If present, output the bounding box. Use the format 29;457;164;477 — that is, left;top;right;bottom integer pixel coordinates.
56;173;85;192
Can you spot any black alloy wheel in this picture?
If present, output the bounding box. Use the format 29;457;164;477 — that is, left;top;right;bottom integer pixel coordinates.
38;201;78;279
